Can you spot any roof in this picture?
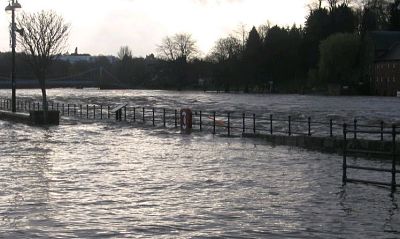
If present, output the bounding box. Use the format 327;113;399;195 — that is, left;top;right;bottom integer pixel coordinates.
369;31;400;51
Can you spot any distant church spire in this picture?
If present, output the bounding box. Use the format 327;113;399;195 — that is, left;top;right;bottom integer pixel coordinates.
74;47;78;55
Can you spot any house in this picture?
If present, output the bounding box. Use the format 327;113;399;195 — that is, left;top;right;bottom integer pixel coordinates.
369;31;400;96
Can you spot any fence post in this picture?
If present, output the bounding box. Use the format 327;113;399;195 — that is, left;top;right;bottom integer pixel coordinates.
74;104;76;116
175;109;178;128
133;107;136;122
86;105;89;119
163;109;166;127
93;105;96;119
213;111;216;135
80;105;82;118
56;103;59;112
392;125;397;193
142;107;145;123
67;104;70;116
381;121;384;141
288;116;292;136
330;119;333;137
270;114;273;135
152;108;155;126
308;117;312;136
354;119;357;139
62;104;65;115
100;105;103;119
124;107;127;121
253;113;256;135
108;106;110;119
343;124;348;185
242;113;245;133
227;112;231;137
199;111;202;131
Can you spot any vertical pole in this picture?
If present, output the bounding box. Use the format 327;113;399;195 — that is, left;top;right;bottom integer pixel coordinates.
330;119;333;137
270;114;273;135
288;116;292;136
80;105;82;118
227;112;231;137
51;102;54;111
213;111;216;135
199;111;202;131
74;104;76;116
308;117;311;136
100;105;103;119
62;104;65;115
381;121;384;141
163;109;166;127
175;109;178;128
152;108;155;126
392;125;397;193
253;113;256;135
86;105;89;119
343;124;348;185
242;113;245;133
11;6;16;113
124;106;127;121
354;119;357;140
108;106;110;119
142;107;145;123
67;104;70;116
133;107;136;122
93;105;96;119
56;103;59;112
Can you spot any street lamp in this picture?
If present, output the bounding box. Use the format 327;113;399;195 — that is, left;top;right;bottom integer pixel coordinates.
5;0;21;113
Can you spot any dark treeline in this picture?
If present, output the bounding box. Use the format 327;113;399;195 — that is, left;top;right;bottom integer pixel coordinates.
0;0;399;93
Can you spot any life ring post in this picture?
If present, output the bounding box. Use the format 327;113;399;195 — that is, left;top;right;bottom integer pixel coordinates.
180;108;193;134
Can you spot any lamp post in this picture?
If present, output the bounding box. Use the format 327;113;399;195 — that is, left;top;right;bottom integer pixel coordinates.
5;0;21;113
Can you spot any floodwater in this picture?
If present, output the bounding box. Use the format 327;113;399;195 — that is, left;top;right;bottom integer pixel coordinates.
0;89;399;238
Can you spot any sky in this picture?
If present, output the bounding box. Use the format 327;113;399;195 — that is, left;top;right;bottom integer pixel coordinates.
0;0;309;57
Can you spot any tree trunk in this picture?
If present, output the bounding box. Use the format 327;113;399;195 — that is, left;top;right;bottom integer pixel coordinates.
40;77;48;124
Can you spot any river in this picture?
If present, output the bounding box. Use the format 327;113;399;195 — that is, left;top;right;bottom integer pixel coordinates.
0;89;399;238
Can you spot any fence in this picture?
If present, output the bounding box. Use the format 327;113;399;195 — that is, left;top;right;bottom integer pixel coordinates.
0;98;398;141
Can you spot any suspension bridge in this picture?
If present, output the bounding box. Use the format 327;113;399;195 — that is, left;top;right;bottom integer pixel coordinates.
0;67;127;89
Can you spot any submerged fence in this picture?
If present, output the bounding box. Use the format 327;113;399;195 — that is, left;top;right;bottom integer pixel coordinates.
0;98;398;140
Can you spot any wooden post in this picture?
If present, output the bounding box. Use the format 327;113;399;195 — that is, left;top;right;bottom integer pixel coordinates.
175;109;178;128
108;106;110;119
227;112;231;137
270;114;273;135
56;103;59;112
74;104;76;116
80;105;83;118
343;124;348;185
100;105;103;119
253;113;256;135
199;111;202;131
213;111;216;135
142;107;145;122
330;119;333;137
288;116;292;136
381;121;384;141
133;107;136;122
62;104;65;115
308;117;311;136
152;108;155;126
392;125;397;193
163;109;166;127
242;113;245;133
124;106;127;121
93;105;96;119
86;105;89;119
67;104;70;116
354;119;357;139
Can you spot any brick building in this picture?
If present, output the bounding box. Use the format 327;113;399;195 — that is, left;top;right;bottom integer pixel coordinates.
370;31;400;96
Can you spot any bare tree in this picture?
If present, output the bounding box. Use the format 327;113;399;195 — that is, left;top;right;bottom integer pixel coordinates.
209;36;242;63
17;10;69;121
157;33;198;61
117;46;133;60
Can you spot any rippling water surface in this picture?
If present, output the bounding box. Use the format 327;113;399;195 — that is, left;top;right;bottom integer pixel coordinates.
0;90;400;238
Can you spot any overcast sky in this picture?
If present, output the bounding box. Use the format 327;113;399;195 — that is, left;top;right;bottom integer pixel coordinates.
0;0;308;57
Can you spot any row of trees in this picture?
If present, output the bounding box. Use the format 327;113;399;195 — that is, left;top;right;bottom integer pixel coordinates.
2;0;400;97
